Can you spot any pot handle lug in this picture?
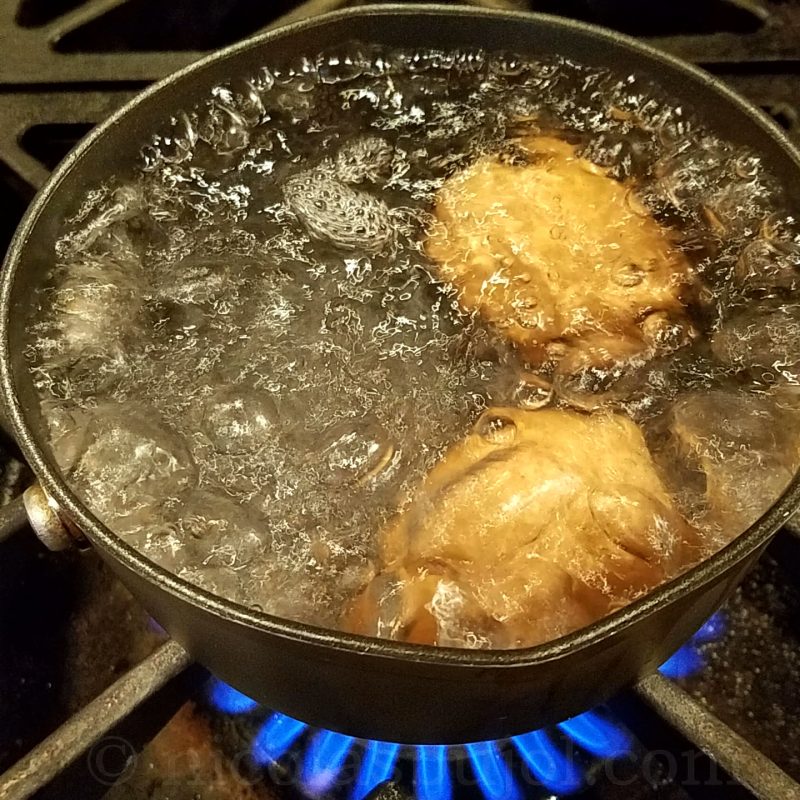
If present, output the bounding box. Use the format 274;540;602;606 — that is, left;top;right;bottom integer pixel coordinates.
0;485;88;550
23;483;88;550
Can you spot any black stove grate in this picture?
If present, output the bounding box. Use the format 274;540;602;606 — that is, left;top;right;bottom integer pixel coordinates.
2;2;800;799
2;0;800;210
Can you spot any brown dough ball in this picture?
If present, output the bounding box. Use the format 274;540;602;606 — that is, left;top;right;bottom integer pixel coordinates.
345;406;699;648
426;136;694;366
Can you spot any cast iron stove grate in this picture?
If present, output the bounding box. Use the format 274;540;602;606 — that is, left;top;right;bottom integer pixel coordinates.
1;2;800;799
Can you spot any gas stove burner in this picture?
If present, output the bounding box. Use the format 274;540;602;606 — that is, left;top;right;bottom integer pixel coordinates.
209;691;630;799
203;614;726;799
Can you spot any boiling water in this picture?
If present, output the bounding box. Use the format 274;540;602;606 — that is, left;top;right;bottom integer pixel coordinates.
26;45;800;644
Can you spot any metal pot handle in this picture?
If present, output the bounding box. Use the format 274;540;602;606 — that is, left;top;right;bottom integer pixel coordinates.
0;485;85;550
0;398;86;549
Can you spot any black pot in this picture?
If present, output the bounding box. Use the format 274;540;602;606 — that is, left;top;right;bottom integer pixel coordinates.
2;4;799;745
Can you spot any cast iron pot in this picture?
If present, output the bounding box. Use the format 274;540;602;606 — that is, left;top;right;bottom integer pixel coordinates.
2;4;800;745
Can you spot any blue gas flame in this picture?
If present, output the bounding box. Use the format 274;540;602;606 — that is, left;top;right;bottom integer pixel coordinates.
658;645;705;679
557;709;632;759
352;740;401;800
207;678;259;714
512;729;584;795
465;741;522;800
416;744;452;800
693;611;727;644
206;610;727;799
300;729;355;797
658;611;727;679
251;712;307;766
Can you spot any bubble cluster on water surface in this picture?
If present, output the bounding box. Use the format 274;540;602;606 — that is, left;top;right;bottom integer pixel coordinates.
24;43;800;644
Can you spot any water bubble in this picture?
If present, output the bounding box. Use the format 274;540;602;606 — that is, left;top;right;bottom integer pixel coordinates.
178;490;265;569
202;386;278;455
197;102;250;155
316;416;396;487
490;52;528;77
734;238;800;296
228;77;266;126
474;411;517;445
317;52;365;84
72;403;197;521
513;373;554;410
